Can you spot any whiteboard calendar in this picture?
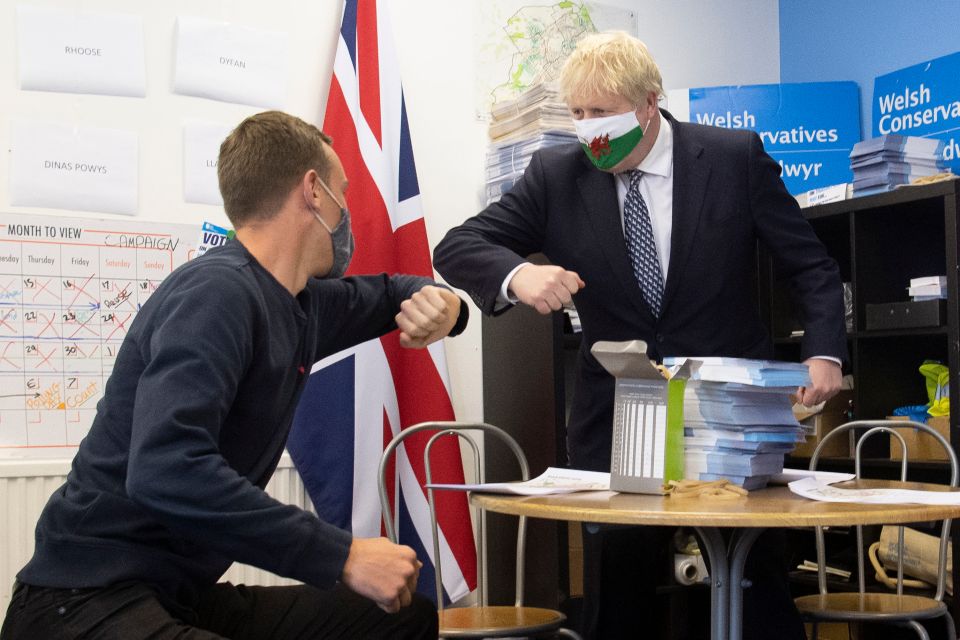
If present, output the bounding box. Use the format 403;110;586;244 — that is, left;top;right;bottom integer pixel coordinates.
0;213;200;458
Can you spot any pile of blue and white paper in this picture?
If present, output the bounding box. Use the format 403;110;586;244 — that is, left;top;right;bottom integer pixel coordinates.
664;357;812;490
485;82;576;204
849;134;945;197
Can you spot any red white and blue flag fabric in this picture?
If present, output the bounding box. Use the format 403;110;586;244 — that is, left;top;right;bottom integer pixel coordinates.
287;0;476;605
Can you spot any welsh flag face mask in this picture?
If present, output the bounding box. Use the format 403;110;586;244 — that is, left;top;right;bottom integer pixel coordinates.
573;109;648;171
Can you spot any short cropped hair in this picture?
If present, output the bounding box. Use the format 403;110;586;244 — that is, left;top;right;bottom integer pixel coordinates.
218;110;333;228
559;31;664;106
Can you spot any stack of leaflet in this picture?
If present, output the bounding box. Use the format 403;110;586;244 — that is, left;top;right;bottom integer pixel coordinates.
908;275;947;301
485;132;576;203
664;357;812;490
485;82;577;204
849;134;945;196
488;82;576;141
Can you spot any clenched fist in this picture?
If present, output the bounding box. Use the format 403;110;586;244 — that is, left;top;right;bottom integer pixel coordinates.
508;264;585;315
341;537;422;613
395;285;460;348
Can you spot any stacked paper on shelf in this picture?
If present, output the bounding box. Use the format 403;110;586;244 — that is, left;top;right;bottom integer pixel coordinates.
488;104;575;141
484;131;577;203
849;134;946;196
908;275;947;300
664;356;811;490
488;82;575;140
485;82;577;204
490;83;562;120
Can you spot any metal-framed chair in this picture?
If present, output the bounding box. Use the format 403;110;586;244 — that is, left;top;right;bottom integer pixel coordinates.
378;421;582;639
794;419;958;640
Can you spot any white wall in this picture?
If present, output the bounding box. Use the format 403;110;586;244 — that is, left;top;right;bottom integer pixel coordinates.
637;0;781;91
0;0;342;228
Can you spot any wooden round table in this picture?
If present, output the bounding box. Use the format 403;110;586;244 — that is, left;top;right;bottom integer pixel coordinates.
472;481;960;640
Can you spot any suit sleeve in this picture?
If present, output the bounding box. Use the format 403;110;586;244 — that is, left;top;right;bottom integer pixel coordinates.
746;132;848;363
433;151;551;315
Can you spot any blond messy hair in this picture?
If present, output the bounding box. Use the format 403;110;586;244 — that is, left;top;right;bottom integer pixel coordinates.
559;31;664;105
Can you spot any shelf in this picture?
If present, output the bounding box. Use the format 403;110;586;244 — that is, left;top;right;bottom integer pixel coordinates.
802;180;959;219
763;182;958;439
855;327;951;339
774;327;950;344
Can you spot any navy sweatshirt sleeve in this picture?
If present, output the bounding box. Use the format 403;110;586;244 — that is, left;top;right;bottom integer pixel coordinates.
310;273;469;361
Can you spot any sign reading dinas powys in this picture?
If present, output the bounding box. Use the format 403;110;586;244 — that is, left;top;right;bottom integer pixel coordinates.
667;82;861;195
872;51;960;174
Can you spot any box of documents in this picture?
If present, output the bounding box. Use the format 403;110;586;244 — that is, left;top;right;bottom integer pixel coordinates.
889;415;951;461
591;340;694;494
792;390;855;458
865;299;947;330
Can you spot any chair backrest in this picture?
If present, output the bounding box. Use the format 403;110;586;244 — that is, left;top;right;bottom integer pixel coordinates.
809;419;959;600
378;421;531;610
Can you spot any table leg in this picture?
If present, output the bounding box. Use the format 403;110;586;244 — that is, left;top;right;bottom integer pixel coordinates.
728;527;763;640
695;526;730;640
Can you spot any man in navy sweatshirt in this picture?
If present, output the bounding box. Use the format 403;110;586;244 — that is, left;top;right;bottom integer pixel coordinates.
1;110;465;639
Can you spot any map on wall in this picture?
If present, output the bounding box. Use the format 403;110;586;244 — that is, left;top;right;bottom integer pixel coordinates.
475;1;637;116
0;213;200;458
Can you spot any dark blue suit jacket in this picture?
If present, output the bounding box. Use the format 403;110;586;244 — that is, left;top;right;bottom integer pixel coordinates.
434;110;847;470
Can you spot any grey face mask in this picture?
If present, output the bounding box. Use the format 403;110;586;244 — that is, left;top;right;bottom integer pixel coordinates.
313;179;356;279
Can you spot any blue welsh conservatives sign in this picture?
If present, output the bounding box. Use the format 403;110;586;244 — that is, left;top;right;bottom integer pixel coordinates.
668;82;861;195
873;51;960;174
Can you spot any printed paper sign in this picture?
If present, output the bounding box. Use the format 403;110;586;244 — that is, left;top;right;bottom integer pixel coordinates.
173;16;288;108
183;121;234;205
16;5;146;97
10;120;139;216
668;82;861;194
872;51;960;174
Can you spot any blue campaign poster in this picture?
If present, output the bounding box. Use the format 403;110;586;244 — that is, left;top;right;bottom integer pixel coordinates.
674;82;861;195
872;51;960;174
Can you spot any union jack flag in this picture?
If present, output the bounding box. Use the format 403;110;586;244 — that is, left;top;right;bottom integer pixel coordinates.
287;0;476;605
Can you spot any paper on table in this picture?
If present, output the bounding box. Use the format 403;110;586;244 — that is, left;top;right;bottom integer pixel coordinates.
770;468;855;486
10;120;139;216
183;121;233;205
427;467;611;496
174;16;288;108
17;5;146;97
789;477;960;505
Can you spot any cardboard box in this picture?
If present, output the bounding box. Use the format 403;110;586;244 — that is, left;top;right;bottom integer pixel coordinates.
792;390;855;458
890;415;951;461
591;340;693;494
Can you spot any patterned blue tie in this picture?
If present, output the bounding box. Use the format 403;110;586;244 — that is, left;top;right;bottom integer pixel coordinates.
623;169;664;317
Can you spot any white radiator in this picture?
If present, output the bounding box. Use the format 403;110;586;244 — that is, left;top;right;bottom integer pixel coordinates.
0;453;313;613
